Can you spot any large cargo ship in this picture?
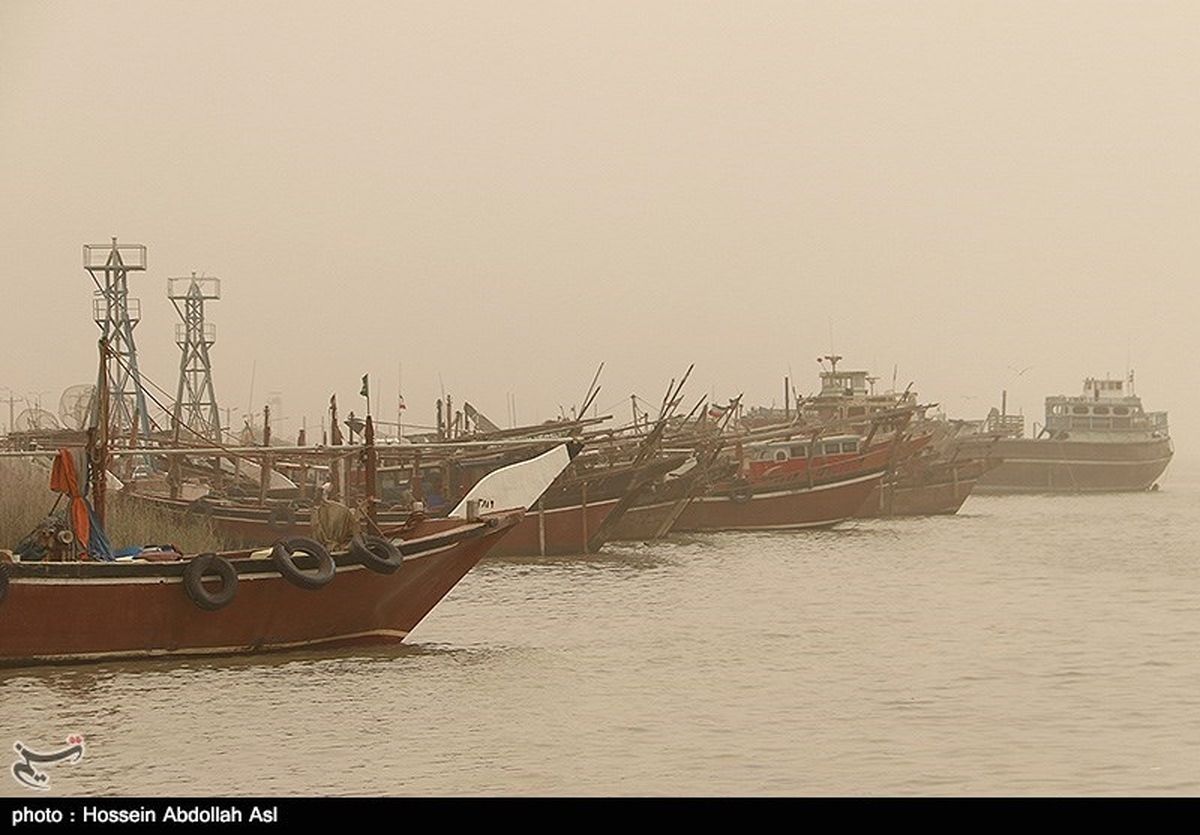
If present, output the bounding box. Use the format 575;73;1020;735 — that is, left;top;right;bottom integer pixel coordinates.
974;375;1172;493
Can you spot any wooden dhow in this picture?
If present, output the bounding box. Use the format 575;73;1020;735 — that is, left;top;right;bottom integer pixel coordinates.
0;443;576;667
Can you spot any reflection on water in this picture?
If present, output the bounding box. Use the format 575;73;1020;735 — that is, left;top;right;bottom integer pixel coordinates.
3;460;1199;796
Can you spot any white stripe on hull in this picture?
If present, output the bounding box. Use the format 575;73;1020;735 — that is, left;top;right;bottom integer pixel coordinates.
692;470;883;503
993;456;1173;467
975;485;1162;494
2;628;411;666
9;542;460;585
708;516;852;531
622;499;685;513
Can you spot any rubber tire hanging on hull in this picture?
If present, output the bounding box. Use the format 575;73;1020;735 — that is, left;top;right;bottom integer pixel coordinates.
0;561;9;605
183;553;238;611
271;537;335;590
350;535;404;575
729;481;754;504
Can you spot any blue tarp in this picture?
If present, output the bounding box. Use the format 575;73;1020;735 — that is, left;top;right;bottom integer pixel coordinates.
80;459;115;562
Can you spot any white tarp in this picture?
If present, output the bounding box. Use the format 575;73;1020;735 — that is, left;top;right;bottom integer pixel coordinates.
449;443;572;517
217;456;297;491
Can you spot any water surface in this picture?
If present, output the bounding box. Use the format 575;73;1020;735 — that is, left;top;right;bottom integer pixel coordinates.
3;460;1197;795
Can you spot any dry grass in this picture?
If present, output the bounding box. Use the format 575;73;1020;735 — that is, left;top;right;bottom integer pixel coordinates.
0;460;49;549
1;460;226;555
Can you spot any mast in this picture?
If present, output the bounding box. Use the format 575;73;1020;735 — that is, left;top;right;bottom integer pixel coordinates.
90;338;112;528
364;414;377;522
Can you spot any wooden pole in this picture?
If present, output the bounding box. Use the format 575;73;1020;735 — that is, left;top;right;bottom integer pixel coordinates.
580;480;589;554
412;450;424;504
259;404;271;505
93;339;111;528
329;395;341;499
538;498;546;556
364;414;377;522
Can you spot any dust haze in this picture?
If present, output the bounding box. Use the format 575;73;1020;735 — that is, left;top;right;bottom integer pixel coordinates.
1;1;1195;448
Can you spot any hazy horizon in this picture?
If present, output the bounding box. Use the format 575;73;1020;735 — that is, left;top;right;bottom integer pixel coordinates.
2;1;1196;447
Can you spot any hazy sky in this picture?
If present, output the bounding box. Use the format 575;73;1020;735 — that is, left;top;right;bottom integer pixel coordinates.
2;1;1196;447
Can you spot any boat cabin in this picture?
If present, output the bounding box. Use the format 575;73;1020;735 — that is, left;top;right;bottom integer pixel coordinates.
819;370;871;398
806;357;918;425
1044;377;1169;436
748;434;862;463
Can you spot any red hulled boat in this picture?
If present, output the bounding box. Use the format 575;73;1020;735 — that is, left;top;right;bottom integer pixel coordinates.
672;465;886;531
0;444;574;667
485;451;686;556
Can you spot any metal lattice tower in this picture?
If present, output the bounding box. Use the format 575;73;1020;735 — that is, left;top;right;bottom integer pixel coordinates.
168;273;222;442
85;238;151;438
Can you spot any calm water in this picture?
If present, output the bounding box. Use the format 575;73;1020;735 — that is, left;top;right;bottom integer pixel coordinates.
3;459;1198;796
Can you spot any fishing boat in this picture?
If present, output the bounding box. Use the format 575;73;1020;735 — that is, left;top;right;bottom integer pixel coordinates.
605;453;736;541
486;445;688;556
855;452;998;517
0;444;575;667
672;462;887;531
760;356;1000;517
973;375;1172;493
670;429;905;532
123;427;686;556
125;371;702;557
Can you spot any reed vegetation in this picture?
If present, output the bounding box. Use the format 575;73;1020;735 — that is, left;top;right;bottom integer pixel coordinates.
0;460;226;555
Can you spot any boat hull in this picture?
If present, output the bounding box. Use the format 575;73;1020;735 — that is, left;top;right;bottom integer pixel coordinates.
487;497;620;556
856;458;995;517
606;497;692;541
0;516;515;667
856;474;976;517
673;470;884;532
974;437;1173;493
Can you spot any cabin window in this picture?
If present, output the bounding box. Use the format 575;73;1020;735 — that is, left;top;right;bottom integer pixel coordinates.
843;442;858;453
774;450;788;462
822;444;841;455
1072;405;1089;415
1093;406;1109;415
847;406;866;417
790;445;808;457
1051;405;1066;415
1112;406;1129;416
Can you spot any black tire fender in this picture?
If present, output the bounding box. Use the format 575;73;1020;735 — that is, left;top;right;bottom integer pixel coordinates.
350;535;404;575
271;536;335;590
0;562;10;605
729;480;754;504
183;554;238;611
